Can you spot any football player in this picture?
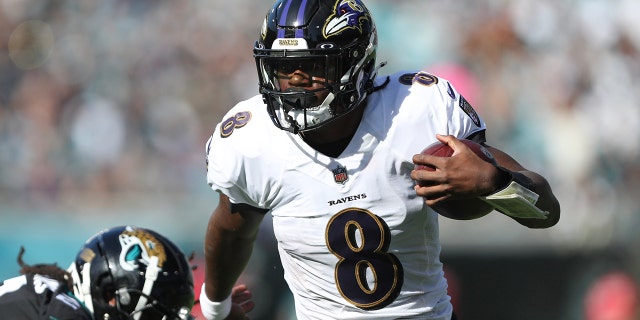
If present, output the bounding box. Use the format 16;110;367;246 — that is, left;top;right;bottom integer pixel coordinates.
201;0;560;319
0;225;254;320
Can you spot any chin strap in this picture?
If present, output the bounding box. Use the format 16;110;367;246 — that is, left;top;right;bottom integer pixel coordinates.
285;92;335;131
132;256;161;320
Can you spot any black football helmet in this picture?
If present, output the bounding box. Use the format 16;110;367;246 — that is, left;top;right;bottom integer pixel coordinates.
68;226;195;320
254;0;380;133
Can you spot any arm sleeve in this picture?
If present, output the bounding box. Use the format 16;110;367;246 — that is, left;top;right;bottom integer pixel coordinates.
204;102;280;209
440;79;487;141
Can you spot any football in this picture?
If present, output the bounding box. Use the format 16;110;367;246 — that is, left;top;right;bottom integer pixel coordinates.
415;139;496;220
415;139;496;171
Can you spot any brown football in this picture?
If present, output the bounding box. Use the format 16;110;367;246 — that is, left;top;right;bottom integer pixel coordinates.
415;139;496;220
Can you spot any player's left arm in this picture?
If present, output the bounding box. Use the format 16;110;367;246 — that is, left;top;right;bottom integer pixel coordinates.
483;144;561;228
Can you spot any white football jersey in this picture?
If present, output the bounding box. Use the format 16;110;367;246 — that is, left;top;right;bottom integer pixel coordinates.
206;71;486;320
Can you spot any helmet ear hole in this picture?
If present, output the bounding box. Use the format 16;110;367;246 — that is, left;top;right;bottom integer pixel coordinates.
101;285;116;304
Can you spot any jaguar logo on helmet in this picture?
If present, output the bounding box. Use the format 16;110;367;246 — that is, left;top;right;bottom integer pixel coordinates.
118;226;167;271
323;0;371;38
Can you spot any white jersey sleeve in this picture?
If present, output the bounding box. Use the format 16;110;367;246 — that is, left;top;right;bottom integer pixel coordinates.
376;71;486;152
205;95;285;208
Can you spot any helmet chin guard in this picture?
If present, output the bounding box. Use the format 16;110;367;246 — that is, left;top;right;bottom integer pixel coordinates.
254;0;378;133
274;88;336;133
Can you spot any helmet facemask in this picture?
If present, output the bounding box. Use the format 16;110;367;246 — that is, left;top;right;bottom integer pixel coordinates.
255;41;375;133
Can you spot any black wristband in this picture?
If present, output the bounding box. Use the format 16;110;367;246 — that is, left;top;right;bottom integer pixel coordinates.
494;166;536;193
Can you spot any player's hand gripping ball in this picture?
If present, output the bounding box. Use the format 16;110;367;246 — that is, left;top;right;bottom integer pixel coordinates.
415;139;497;220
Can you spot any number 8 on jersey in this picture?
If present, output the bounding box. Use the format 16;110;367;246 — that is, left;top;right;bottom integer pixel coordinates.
325;208;404;310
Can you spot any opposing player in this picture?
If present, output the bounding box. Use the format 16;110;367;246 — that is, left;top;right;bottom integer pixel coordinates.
201;0;560;319
0;225;254;320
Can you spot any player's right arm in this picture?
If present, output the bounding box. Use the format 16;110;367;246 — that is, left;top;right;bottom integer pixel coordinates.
202;193;265;320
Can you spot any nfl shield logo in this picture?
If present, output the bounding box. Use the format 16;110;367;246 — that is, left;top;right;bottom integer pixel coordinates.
332;165;348;184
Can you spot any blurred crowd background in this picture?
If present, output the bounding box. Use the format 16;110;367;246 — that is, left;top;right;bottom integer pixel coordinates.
1;0;639;319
